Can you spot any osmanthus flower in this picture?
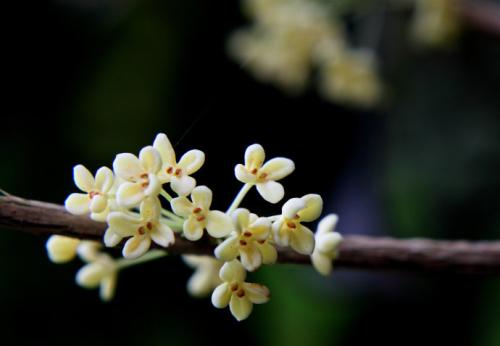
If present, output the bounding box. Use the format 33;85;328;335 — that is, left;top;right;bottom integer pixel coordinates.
113;146;163;208
153;133;205;196
65;165;114;221
106;197;174;259
234;144;294;203
272;194;323;255
215;209;276;271
46;235;82;263
76;252;118;302
211;260;270;321
183;255;223;297
171;186;234;241
311;214;343;276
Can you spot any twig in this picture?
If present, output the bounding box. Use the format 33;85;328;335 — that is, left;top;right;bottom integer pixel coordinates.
458;0;500;38
1;195;500;275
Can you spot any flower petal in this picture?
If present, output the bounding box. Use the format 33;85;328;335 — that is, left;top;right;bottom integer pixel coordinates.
232;208;250;231
103;228;122;247
257;242;277;264
290;225;315;255
191;185;212;209
107;212;141;237
116;182;144;208
249;217;271;240
89;194;107;213
183;217;204;241
214;236;239;261
235;164;255;183
139;146;162;173
178;149;205;175
244;144;265;169
260;157;295;181
122;236;151;259
282;197;306;219
298;194;323;222
151;223;175;247
317;214;339;235
170;197;193;217
230;295;253;321
94;166;114;193
153;133;176;165
243;283;270;304
76;263;104;288
140;196;161;221
240;245;262;272
143;174;161;197
46;235;80;263
73;165;94;192
113;153;143;181
99;274;117;302
256;180;284;204
311;252;332;276
316;232;343;254
77;241;101;262
91;208;109;222
219;259;246;282
206;211;234;238
65;193;90;215
171;175;196;196
211;283;231;308
272;219;289;247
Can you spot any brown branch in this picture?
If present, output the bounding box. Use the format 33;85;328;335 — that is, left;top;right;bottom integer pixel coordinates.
2;195;500;275
458;0;500;38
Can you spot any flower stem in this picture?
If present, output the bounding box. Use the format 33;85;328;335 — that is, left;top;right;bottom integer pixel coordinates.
116;250;167;270
161;208;183;222
226;183;253;215
160;189;173;202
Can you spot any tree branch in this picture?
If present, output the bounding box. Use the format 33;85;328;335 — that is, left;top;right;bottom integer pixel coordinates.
459;0;500;38
2;195;500;275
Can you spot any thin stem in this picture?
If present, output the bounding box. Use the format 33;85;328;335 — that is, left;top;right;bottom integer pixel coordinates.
160;218;184;232
116;250;167;270
161;209;183;222
266;215;281;222
160;189;173;202
226;183;253;215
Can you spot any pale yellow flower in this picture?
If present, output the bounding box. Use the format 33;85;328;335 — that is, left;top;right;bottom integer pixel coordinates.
46;235;81;263
211;260;270;321
106;197;174;259
76;252;118;302
311;214;343;276
235;144;294;204
113;146;163;208
65;165;114;221
215;209;276;271
183;255;223;297
171;186;234;241
153;133;205;196
272;194;322;254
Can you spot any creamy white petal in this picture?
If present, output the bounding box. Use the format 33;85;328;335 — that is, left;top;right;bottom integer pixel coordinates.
170;197;193;217
183;217;204;241
178;149;205;175
230;295;253;321
153;133;176;165
113;153;143;181
76;263;104;288
191;185;212;209
171;175;196;196
257;242;277;264
317;214;339;235
272;219;289;247
65;193;90;215
206;211;234;238
248;218;271;240
182;255;207;267
290;225;315;255
90;208;109;222
232;208;250;231
256;180;284;204
99;274;117;302
103;229;122;247
219;259;246;282
89;194;107;213
73;165;94;192
311;252;332;276
244;144;265;169
316;232;343;254
243;283;270;304
107;212;140;237
122;236;151;259
139;146;162;173
240;245;262;272
298;194;323;222
140;197;161;220
260;157;295;181
143;174;161;197
187;265;219;298
46;235;80;263
94;166;114;193
282;197;306;219
116;182;144;208
211;283;231;308
214;236;239;261
235;164;256;183
151;223;175;247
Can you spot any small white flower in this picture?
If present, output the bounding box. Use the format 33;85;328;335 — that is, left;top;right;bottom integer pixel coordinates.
153;133;205;196
183;255;223;297
106;197;175;259
76;253;118;302
46;235;81;263
234;144;294;203
113;146;163;208
65;165;114;221
311;214;343;276
272;194;322;255
211;260;270;321
171;185;234;241
215;209;276;271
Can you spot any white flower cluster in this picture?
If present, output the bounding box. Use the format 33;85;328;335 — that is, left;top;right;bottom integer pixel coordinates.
46;133;342;321
228;0;383;108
